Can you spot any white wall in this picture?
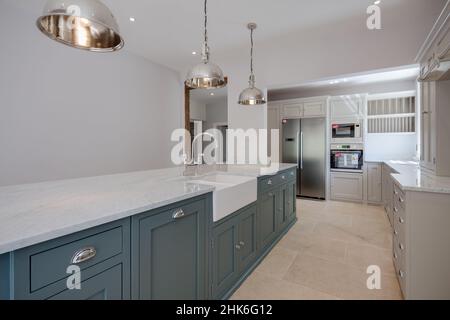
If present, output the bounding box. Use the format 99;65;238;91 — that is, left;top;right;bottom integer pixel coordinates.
205;100;228;130
0;2;182;186
190;99;206;121
365;134;418;161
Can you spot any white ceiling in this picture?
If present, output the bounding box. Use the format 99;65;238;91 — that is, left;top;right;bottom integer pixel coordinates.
9;0;446;72
268;65;419;99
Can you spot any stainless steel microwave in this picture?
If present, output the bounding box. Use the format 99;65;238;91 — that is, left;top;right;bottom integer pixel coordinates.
331;122;362;141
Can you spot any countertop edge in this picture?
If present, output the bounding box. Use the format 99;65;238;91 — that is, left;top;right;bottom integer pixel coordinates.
0;188;214;255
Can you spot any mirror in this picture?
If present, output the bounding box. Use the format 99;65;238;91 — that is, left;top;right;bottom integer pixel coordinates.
184;80;228;164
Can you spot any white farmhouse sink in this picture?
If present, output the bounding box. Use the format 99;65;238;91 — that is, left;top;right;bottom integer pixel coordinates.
187;174;257;222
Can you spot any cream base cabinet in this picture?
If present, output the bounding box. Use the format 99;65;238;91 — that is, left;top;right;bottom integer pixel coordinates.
330;172;363;202
367;163;382;204
382;163;395;226
392;184;450;299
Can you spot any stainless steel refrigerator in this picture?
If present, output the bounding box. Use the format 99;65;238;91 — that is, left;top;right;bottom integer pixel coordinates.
282;118;326;199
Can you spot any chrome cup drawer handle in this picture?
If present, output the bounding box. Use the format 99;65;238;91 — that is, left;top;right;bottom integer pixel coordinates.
393;252;398;259
399;197;405;203
393;207;398;214
173;209;186;219
235;245;241;250
399;217;405;224
239;241;245;246
399;243;405;251
394;229;398;236
71;247;96;264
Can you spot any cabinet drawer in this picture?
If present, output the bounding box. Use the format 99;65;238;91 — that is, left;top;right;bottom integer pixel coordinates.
48;264;124;300
393;185;406;209
259;175;280;193
282;168;297;181
29;226;123;292
393;237;407;296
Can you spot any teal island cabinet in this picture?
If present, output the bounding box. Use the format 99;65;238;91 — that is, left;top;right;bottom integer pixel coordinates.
0;167;297;300
211;167;297;299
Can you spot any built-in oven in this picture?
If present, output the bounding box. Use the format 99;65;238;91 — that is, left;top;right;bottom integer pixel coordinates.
330;145;364;172
331;122;362;142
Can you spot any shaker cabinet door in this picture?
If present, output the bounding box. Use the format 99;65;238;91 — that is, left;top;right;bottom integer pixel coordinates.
258;190;278;251
132;198;208;300
211;217;239;299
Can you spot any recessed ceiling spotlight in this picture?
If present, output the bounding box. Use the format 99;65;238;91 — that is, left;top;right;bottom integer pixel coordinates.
129;17;136;22
374;0;381;5
192;51;197;55
210;92;215;96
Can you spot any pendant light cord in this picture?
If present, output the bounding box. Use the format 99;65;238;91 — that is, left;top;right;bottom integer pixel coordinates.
204;0;208;45
250;27;254;77
201;0;209;62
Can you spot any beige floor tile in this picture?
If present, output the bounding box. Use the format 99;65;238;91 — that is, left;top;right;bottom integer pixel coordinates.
289;217;317;235
231;271;339;300
255;247;298;279
230;199;402;300
344;243;396;276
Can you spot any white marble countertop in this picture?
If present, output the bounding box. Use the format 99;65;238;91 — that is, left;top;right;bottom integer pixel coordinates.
0;164;296;254
365;159;450;194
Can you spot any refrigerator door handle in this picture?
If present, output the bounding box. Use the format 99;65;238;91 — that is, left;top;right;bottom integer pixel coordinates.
296;131;300;169
300;131;304;170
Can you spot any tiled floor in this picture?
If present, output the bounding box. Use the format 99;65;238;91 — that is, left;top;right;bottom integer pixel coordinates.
231;199;403;300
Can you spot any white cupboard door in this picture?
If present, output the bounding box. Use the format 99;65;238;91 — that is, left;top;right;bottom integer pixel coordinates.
282;103;303;118
303;101;326;117
420;82;436;171
330;172;363;201
330;97;362;119
367;163;382;203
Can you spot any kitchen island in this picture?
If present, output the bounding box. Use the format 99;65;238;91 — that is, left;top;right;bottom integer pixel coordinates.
0;164;297;300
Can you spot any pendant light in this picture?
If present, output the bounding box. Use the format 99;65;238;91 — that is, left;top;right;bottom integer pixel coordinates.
37;0;124;52
185;0;226;89
238;23;266;105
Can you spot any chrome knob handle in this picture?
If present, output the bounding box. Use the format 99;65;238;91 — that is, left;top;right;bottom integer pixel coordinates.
399;270;405;278
394;229;398;236
267;179;273;185
71;247;96;264
399;217;405;224
394;190;399;196
290;172;295;176
399;197;405;203
239;241;245;246
394;252;398;259
235;245;241;250
173;209;186;219
393;207;398;214
282;175;286;180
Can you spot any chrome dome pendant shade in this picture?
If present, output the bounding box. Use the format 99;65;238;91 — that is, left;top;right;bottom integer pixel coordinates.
185;0;226;89
238;23;266;106
37;0;124;52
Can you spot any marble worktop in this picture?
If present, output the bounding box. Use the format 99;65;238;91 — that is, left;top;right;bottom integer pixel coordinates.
0;163;296;255
366;159;450;195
